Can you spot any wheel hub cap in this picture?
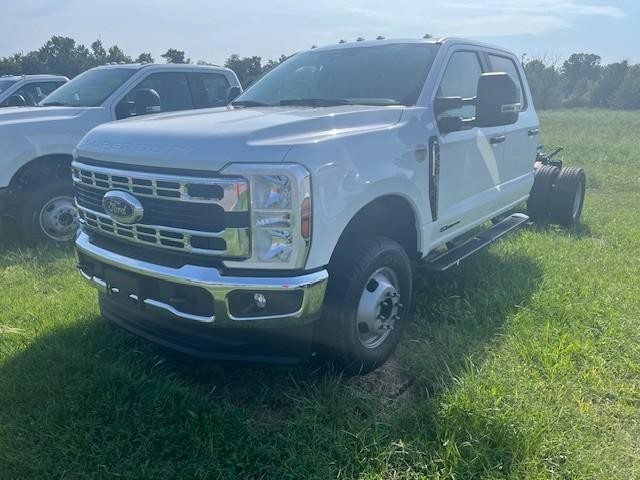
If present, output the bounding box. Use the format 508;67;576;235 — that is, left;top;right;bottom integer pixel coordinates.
39;196;79;241
356;267;402;349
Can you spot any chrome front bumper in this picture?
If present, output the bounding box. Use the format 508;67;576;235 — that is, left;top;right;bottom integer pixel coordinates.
75;232;328;329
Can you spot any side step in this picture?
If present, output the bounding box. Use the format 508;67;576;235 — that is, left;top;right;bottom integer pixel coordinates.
424;213;529;272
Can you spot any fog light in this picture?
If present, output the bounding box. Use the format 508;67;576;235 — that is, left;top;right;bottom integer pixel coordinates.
254;292;267;309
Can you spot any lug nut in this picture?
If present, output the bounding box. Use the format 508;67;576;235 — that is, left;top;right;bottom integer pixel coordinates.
254;292;267;309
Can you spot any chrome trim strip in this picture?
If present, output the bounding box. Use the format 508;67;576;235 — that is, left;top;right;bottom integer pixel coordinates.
76;232;328;327
72;160;249;211
142;298;215;323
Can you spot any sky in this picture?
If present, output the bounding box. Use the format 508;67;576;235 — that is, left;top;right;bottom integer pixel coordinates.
1;0;638;65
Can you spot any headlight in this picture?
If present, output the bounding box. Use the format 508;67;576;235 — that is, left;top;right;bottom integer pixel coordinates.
220;163;311;270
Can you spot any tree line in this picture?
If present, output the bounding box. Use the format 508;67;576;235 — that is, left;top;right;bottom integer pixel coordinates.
523;54;640;110
1;36;639;110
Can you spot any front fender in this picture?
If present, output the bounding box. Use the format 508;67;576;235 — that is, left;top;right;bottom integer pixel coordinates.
0;109;108;187
286;114;433;270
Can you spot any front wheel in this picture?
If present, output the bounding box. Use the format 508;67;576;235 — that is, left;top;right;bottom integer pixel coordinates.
20;179;78;244
320;235;413;374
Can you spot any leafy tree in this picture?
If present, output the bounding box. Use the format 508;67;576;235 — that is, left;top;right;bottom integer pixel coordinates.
136;53;154;63
562;53;602;96
613;65;640;109
523;59;563;109
161;49;190;64
106;45;132;64
590;61;629;107
90;40;107;65
224;54;263;87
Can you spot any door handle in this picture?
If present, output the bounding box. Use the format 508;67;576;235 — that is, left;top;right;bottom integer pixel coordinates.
528;128;540;137
490;135;506;145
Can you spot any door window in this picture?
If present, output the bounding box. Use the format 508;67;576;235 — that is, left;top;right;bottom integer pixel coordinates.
13;81;66;106
488;54;526;109
437;51;483;118
198;73;230;107
119;72;193;117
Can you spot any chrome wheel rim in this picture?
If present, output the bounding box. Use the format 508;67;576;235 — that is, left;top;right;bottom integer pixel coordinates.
572;180;584;219
39;196;78;242
356;267;402;349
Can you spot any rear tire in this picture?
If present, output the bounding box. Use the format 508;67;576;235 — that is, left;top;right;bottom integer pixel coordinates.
20;179;78;244
549;166;586;227
319;235;412;375
527;165;560;224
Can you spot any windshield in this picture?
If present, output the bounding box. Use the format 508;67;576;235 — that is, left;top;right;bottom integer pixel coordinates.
40;68;136;107
234;43;439;107
0;79;17;95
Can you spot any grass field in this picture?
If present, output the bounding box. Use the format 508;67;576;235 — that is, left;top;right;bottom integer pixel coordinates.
1;109;639;479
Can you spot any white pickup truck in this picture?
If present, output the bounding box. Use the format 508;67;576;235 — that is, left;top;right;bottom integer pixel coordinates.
73;38;586;373
0;64;241;242
0;74;68;107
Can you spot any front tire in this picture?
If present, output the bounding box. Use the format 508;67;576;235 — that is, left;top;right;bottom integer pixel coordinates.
320;235;412;374
20;179;78;244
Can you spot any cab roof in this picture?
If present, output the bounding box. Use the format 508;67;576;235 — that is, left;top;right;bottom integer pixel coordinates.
0;74;68;81
310;37;514;56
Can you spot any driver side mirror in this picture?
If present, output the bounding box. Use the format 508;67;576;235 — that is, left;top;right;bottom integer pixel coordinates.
135;88;161;116
475;72;520;127
227;86;242;103
7;94;26;107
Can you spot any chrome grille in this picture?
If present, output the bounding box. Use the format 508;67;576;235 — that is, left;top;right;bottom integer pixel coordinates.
72;161;250;257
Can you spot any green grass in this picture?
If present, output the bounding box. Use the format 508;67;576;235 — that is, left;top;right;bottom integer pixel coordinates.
1;109;639;479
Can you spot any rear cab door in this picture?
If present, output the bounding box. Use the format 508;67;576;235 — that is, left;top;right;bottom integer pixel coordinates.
484;51;539;201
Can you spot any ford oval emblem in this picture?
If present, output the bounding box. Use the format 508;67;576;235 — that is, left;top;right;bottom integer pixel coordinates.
102;190;144;225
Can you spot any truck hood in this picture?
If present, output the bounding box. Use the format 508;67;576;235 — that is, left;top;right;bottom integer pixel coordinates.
76;105;404;171
0;106;85;126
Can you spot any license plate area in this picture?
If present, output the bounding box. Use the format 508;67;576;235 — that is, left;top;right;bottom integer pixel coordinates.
78;252;215;319
104;267;142;301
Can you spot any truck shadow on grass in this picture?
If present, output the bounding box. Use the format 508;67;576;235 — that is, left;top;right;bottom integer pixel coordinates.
0;251;542;478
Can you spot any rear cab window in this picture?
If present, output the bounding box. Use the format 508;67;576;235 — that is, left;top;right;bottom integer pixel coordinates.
487;53;527;110
197;73;231;108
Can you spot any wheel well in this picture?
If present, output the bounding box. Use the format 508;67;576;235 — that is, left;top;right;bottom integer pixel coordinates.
331;195;420;262
9;154;73;189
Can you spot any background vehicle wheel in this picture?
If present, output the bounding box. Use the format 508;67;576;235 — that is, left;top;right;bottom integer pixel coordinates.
549;166;586;227
20;179;78;244
527;164;560;224
320;235;412;374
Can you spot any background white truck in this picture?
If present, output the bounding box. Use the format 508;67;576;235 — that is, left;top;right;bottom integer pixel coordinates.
0;74;68;107
73;38;586;373
0;63;241;242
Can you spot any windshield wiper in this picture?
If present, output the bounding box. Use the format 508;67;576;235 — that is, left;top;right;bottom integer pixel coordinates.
231;100;272;108
40;101;71;107
279;98;353;107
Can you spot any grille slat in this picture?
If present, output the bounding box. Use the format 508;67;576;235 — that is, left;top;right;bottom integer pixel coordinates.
72;161;251;257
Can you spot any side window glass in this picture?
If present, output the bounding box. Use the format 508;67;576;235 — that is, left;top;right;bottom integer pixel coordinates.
199;73;230;107
119;72;193;117
437;51;483;118
14;82;62;106
488;54;526;109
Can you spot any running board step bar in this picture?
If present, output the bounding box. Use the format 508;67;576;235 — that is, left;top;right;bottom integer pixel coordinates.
424;213;530;272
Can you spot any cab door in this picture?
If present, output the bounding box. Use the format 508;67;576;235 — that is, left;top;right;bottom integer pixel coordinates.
486;52;539;199
430;49;506;242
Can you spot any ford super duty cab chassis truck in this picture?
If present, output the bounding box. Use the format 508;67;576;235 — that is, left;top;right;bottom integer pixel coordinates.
0;64;241;243
73;38;586;373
